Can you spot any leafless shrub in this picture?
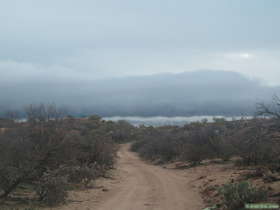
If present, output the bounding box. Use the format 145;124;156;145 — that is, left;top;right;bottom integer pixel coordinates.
232;119;280;166
132;121;236;165
66;166;97;186
36;172;67;206
0;104;117;206
257;95;280;119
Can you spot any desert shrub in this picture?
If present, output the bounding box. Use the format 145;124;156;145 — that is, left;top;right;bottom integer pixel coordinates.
195;123;236;161
77;133;116;171
62;166;96;187
131;127;180;162
179;125;217;164
0;126;38;199
145;136;177;161
130;140;146;152
111;120;136;143
219;181;268;210
131;122;237;164
0;104;117;207
36;173;67;206
231;119;280;166
180;143;211;165
147;142;175;162
0;120;79;200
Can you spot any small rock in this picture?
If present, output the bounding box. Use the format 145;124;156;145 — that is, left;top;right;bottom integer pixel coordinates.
213;192;219;197
198;176;206;180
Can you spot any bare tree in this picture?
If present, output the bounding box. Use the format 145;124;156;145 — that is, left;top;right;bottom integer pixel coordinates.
257;95;280;119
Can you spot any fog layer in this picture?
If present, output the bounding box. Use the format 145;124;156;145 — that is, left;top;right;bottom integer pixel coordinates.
0;70;277;116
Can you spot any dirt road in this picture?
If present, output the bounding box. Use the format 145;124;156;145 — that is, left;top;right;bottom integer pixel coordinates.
58;144;204;210
95;144;203;210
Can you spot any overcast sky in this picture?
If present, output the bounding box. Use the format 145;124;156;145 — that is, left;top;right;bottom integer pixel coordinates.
1;0;280;85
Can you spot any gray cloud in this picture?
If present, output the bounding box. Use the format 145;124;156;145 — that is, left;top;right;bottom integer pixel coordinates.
0;70;278;116
0;0;280;115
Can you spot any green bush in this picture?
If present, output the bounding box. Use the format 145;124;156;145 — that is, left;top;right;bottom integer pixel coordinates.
219;181;268;210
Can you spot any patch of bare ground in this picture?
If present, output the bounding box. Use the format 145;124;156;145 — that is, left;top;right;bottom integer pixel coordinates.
166;160;280;208
49;170;123;210
0;169;122;210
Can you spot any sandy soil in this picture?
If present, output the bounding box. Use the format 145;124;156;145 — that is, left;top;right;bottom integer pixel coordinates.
54;144;204;210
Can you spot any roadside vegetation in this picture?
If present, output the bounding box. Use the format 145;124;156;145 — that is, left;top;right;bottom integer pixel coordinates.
131;97;280;209
0;104;134;208
218;181;268;210
2;97;280;209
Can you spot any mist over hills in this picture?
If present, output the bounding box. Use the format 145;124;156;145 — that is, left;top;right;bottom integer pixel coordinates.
0;70;278;117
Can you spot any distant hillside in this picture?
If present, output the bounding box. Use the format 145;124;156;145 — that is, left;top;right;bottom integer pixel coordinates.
0;70;278;116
